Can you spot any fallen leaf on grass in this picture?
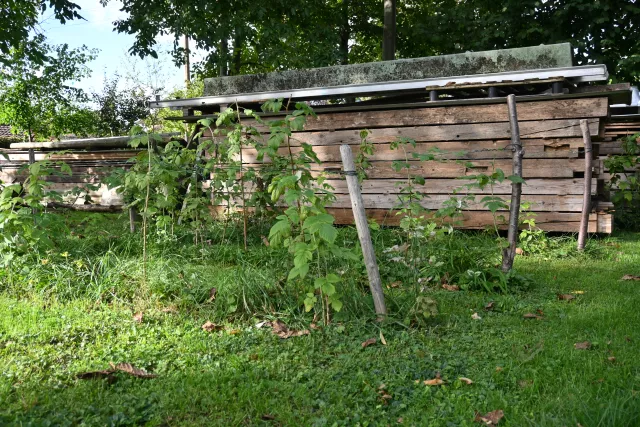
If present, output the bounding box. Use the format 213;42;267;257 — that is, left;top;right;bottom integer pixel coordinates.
571;290;585;295
271;320;310;339
495;367;503;372
388;281;402;289
380;331;387;345
608;356;616;362
621;275;640;281
255;321;268;329
471;313;482;320
362;338;377;349
77;363;157;380
459;377;473;385
523;313;543;320
575;341;592;350
442;284;460;291
397;417;403;424
261;414;275;421
558;294;576;301
261;236;270;247
207;287;217;302
161;306;178;314
515;247;524;255
474;409;504;425
201;321;223;332
133;312;144;323
227;329;241;335
423;373;444;386
484;301;495;311
112;363;157;378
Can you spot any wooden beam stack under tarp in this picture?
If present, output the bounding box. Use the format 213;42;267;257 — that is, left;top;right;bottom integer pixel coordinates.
150;44;618;233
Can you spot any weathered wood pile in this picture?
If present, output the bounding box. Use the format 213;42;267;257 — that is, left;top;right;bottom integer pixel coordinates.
230;97;612;233
0;149;137;204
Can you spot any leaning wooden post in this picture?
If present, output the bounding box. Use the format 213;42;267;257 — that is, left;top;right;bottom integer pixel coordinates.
339;145;387;316
501;95;525;273
577;119;593;250
129;208;138;233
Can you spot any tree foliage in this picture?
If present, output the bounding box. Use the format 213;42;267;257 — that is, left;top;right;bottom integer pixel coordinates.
1;0;83;65
106;0;639;84
92;75;149;136
0;35;96;141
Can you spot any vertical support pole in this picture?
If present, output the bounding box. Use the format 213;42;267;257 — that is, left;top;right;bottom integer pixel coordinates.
129;208;138;233
28;148;35;217
501;95;525;273
339;145;387;317
488;87;498;98
578;119;593;250
429;90;438;102
552;81;564;94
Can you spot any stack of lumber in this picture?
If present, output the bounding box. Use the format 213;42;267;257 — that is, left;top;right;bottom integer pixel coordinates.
0;149;138;204
598;119;640;205
222;96;612;233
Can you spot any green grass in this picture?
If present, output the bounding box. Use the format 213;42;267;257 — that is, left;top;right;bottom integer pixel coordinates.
1;212;640;426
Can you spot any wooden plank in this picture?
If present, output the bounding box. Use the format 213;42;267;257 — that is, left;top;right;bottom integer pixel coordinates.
326;208;601;232
243;98;608;132
240;139;583;163
234;191;589;212
277;119;600;145
1;151;140;162
244;158;589;179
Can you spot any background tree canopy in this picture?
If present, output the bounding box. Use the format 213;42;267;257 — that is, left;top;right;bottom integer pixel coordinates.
108;0;640;84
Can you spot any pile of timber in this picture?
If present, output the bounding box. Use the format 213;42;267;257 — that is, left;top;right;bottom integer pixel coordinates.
211;96;612;233
598;117;640;203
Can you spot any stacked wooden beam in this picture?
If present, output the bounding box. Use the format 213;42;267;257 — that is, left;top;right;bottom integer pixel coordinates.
0;149;138;204
229;97;612;233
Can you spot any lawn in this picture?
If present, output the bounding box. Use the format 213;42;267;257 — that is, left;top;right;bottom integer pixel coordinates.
1;212;639;426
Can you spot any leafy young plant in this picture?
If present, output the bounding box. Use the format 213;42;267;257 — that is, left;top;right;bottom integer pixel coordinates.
604;134;640;230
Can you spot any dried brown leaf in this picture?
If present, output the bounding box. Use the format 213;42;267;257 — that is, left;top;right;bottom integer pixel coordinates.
575;341;592;350
76;369;115;380
362;338;377;349
471;312;482;320
515;247;524;255
111;363;157;379
261;414;275;421
379;331;387;346
201;321;223;332
207;287;218;302
523;313;542;320
474;409;504;425
271;320;310;339
621;274;640;281
423;377;444;386
459;377;473;385
133;312;144;323
484;301;495;311
388;281;402;289
442;284;460;291
161;306;178;314
261;236;270;247
608;356;616;362
558;294;576;301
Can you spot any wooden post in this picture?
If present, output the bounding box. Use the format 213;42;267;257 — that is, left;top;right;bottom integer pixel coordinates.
129;208;138;233
501;95;525;273
28;148;35;218
577;119;593;250
339;145;387;316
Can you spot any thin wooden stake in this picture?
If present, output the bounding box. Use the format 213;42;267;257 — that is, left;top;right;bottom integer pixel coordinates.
129;207;138;233
501;95;524;273
577;119;593;250
339;144;387;316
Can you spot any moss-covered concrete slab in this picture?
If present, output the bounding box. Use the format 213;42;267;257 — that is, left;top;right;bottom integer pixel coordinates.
204;44;572;96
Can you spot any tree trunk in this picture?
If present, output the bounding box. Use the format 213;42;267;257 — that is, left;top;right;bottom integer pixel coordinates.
382;0;396;60
220;40;229;77
501;95;524;273
339;0;350;66
231;31;243;76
